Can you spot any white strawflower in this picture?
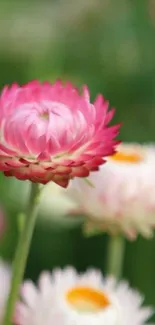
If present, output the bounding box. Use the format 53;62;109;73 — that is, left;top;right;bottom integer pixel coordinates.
68;143;155;239
14;267;153;325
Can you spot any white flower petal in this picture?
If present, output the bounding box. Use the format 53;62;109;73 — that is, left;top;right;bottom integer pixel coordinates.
21;281;39;308
0;259;11;322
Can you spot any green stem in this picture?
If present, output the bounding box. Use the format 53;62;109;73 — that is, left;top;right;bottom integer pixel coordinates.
106;235;125;279
3;182;40;325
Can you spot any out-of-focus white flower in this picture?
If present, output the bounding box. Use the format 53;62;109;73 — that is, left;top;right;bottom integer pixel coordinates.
14;267;153;325
38;182;80;227
0;259;11;323
68;143;155;239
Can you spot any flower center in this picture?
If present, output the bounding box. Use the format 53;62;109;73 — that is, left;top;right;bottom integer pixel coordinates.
111;151;142;163
40;112;49;120
66;286;110;312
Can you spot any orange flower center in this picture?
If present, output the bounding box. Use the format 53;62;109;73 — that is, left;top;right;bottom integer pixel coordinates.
111;151;142;163
66;286;110;312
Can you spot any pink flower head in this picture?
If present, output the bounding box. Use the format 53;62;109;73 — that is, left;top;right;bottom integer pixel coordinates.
0;80;120;187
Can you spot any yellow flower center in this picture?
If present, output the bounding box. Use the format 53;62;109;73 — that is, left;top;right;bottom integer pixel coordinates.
66;286;110;312
111;151;142;163
40;112;49;120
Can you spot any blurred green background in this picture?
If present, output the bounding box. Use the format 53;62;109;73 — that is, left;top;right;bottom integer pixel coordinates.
0;0;155;318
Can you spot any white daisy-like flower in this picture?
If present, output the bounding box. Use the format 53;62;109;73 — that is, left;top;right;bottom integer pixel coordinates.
14;267;153;325
0;259;11;322
67;143;155;239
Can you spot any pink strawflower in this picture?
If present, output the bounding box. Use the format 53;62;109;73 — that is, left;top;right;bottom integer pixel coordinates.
0;80;120;187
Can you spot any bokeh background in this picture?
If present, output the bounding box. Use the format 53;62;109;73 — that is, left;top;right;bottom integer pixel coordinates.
0;0;155;318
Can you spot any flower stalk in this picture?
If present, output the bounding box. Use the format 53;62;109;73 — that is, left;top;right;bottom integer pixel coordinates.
3;182;40;325
106;235;125;279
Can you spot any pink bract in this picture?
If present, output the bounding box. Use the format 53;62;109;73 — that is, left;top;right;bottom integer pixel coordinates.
0;80;120;187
